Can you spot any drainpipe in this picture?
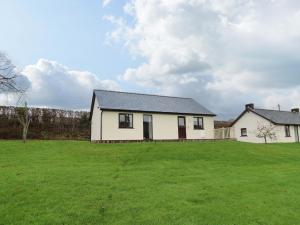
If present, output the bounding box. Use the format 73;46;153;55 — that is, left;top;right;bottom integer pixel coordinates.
100;110;103;141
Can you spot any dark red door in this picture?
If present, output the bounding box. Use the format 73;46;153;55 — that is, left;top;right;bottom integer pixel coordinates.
178;116;186;139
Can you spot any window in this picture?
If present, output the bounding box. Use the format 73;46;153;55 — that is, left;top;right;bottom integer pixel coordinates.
241;128;247;137
285;125;291;137
193;117;204;130
119;113;133;128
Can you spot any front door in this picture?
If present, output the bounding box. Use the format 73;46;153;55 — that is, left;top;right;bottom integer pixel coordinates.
295;126;299;142
178;116;186;139
143;115;153;140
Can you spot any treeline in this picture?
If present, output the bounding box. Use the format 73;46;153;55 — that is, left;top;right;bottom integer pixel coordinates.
0;106;90;140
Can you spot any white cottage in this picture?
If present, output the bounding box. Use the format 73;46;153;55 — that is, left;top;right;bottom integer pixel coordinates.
231;104;300;143
90;90;216;142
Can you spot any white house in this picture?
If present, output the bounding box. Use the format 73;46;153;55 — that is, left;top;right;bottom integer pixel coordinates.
90;90;216;142
231;104;300;143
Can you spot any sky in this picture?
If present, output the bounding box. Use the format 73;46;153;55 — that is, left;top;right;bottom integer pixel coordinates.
1;0;300;119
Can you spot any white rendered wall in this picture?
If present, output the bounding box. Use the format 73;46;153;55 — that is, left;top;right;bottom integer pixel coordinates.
91;98;101;141
100;111;215;141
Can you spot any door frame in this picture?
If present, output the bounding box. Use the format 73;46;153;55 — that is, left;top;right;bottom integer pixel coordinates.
143;114;153;140
178;116;187;139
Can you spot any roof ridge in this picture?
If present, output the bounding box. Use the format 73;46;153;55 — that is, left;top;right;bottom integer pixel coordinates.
254;108;295;113
93;89;193;100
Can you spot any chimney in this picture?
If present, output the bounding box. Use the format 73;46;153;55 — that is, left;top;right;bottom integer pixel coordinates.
245;103;254;110
291;108;300;113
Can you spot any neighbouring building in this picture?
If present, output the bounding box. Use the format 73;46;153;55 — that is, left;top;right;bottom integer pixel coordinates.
90;90;216;142
231;104;300;143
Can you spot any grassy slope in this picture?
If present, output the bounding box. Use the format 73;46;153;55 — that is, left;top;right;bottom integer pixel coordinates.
1;141;300;225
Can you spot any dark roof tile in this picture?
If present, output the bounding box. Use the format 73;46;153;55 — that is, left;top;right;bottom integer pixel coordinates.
252;108;300;125
94;90;215;116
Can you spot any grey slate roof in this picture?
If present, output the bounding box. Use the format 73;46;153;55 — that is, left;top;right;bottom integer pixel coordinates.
251;108;300;125
93;90;215;116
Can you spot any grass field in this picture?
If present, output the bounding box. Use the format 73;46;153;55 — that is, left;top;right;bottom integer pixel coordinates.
1;141;300;225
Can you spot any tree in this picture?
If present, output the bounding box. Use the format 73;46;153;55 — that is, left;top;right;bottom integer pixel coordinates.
0;52;21;92
256;123;277;144
0;51;30;142
15;101;31;143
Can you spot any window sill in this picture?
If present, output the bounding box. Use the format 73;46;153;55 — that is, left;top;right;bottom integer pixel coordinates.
241;135;248;137
119;127;134;129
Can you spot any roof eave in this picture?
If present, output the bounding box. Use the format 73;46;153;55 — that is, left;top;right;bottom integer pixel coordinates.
89;92;96;121
273;122;300;126
100;108;216;116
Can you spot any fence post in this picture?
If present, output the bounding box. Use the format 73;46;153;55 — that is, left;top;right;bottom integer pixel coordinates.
221;128;224;139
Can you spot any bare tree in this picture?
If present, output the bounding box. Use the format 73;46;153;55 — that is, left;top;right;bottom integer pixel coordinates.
0;52;21;92
0;52;30;142
256;123;277;144
15;100;31;143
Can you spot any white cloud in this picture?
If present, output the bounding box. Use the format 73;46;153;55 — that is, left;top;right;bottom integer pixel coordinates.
106;0;300;118
0;59;119;109
262;86;300;110
102;0;112;7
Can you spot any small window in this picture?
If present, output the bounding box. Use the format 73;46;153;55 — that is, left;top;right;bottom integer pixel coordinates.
241;128;247;137
194;117;204;130
119;113;133;128
285;125;291;137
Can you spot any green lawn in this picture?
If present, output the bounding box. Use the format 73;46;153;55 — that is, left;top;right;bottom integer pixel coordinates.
1;141;300;225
